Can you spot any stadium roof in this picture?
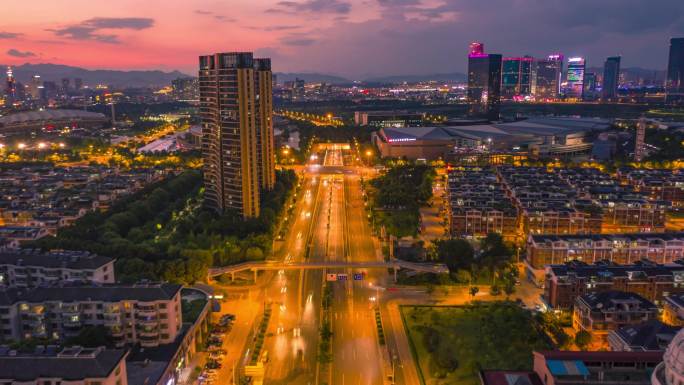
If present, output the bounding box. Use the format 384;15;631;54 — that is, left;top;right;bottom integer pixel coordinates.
379;117;612;143
0;109;107;126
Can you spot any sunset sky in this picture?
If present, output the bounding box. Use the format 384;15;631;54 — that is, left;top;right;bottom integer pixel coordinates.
1;0;683;78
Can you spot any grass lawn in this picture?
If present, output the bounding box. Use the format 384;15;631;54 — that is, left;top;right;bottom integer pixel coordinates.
401;302;552;385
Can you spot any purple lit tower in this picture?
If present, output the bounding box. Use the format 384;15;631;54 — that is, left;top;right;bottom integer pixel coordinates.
467;42;502;120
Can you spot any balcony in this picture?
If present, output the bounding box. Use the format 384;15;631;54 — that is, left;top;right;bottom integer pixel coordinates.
136;314;159;324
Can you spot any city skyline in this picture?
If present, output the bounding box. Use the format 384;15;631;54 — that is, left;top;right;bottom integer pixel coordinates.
1;0;683;78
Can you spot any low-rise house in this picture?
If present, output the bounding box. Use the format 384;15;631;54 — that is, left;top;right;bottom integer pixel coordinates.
662;293;684;326
608;320;680;352
543;260;684;309
573;291;659;345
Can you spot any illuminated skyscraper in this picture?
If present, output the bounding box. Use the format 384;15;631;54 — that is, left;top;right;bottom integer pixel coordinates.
254;58;275;191
583;72;598;101
4;66;16;105
502;56;535;99
565;57;586;100
602;56;621;101
199;52;261;219
666;38;684;104
467;42;502;120
29;75;42;100
469;42;484;56
534;54;563;100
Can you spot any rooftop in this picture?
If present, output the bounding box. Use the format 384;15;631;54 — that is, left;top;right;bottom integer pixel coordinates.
0;249;113;270
0;283;182;306
0;346;126;381
0;109;107;126
612;320;680;351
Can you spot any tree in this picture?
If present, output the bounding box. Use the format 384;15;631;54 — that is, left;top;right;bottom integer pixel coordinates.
480;233;513;283
469;286;479;299
434;238;474;273
575;330;592;350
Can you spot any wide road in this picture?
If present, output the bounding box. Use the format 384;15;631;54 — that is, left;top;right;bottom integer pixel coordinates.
260;146;389;385
328;169;387;385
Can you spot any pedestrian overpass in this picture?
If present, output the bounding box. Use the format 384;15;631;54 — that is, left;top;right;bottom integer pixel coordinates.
208;259;449;282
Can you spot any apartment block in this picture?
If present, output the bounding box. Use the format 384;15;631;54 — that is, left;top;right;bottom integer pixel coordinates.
0;250;115;288
0;346;128;385
0;283;182;348
447;167;518;240
544;260;684;309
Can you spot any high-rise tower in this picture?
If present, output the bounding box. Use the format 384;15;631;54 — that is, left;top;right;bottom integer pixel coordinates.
666;38;684;104
467;42;502;120
534;54;563;101
254;58;275;191
602;56;621;101
199;52;261;219
566;57;586;100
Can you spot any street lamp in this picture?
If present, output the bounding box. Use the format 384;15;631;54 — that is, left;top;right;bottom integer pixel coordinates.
17;142;26;150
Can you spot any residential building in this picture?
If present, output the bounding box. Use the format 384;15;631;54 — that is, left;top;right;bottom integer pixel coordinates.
534;54;563;101
126;288;211;385
666;37;684;104
602;56;621;101
479;371;542;385
0;250;115;288
501;57;535;99
565;57;586;100
498;167;603;238
608;320;680;352
0;346;128;385
199;52;262;218
0;283;183;347
617;168;684;208
543;260;684;309
354;111;423;128
528;232;684;270
467;42;502;120
558;168;669;233
662;293;684;326
254;58;276;191
573;291;659;345
447;167;518;240
533;350;661;385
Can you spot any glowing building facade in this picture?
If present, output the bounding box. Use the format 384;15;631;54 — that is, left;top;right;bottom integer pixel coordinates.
566;57;586;100
199;52;274;219
534;55;563;101
502;56;535;99
467;42;502;120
